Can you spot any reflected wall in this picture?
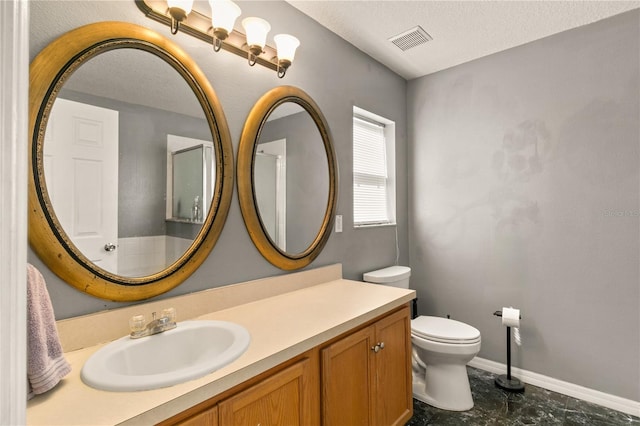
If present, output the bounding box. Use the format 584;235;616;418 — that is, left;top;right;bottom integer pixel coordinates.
259;110;328;254
60;89;211;239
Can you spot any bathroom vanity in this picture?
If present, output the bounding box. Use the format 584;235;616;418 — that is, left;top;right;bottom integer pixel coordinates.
26;20;412;426
26;264;415;425
162;306;410;426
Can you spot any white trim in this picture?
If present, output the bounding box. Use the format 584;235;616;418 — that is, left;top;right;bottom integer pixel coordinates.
469;357;640;417
354;222;397;229
0;0;29;424
256;138;287;250
352;105;397;227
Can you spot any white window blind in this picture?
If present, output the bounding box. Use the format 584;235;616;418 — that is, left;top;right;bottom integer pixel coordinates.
353;115;390;225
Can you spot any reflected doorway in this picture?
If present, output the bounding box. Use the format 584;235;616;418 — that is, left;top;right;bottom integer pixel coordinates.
255;139;287;250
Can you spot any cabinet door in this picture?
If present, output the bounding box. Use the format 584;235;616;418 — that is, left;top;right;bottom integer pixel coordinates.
321;327;376;426
218;359;314;426
176;405;218;426
374;307;412;426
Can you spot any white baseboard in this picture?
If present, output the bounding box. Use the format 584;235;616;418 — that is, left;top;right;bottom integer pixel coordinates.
468;357;640;417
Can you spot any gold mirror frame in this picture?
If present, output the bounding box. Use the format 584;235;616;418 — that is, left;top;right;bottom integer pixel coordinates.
28;22;234;301
238;86;338;270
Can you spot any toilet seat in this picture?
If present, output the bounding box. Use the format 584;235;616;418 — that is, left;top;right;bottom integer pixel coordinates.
411;316;481;345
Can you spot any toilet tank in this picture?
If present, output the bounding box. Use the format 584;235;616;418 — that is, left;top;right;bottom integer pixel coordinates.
363;266;411;289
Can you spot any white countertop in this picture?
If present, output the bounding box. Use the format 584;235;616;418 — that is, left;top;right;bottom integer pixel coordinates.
27;278;415;425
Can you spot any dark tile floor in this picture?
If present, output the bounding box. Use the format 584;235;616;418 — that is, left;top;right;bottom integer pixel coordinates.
407;367;640;425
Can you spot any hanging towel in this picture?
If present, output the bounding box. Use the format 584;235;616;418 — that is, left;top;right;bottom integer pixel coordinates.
27;264;71;399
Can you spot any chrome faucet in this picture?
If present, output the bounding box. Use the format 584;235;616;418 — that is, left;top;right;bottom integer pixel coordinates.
129;308;177;339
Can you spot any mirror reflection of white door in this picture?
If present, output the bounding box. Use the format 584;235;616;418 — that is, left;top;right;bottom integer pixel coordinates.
44;98;119;271
254;139;286;249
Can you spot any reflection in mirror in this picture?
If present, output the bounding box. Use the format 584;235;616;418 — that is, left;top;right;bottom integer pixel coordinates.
28;22;234;301
172;146;205;221
238;86;337;271
255;104;329;254
255;140;286;249
44;49;212;278
166;135;215;224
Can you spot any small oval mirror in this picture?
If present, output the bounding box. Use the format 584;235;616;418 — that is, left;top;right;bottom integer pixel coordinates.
254;102;330;254
238;86;337;270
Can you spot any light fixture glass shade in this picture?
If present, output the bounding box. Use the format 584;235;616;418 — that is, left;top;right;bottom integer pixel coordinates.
274;34;300;62
209;0;241;34
167;0;193;15
242;17;271;49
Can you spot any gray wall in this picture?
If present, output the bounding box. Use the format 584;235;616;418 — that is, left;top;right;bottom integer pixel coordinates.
260;111;328;253
117;101;210;238
27;1;408;316
408;10;639;401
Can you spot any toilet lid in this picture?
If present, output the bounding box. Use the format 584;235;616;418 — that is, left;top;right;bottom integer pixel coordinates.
411;316;481;344
363;266;411;284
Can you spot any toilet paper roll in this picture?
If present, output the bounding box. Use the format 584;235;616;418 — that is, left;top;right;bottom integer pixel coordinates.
502;307;521;328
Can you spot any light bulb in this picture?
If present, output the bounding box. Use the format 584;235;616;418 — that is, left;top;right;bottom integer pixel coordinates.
274;34;300;62
209;0;241;40
167;0;193;34
167;0;193;17
242;17;271;52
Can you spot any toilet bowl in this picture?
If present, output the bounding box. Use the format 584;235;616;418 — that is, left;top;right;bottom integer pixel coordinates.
363;266;481;412
411;315;481;411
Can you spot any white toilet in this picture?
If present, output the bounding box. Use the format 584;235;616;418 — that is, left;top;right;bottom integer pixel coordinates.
363;266;481;412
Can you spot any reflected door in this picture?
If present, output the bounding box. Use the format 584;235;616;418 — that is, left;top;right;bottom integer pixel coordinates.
255;154;278;242
255;139;286;249
44;98;119;271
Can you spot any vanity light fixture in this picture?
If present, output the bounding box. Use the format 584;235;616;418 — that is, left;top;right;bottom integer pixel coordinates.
274;34;300;78
167;0;193;34
209;0;241;52
136;0;300;78
242;17;271;66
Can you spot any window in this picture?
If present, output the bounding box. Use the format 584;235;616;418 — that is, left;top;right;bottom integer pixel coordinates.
353;107;396;227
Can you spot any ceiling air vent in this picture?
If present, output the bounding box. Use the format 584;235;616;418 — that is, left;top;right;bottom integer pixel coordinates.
388;26;432;51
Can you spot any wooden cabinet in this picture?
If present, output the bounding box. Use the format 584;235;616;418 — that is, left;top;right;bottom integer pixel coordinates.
161;305;411;426
321;307;412;426
219;359;317;426
373;307;413;425
321;326;375;425
175;406;218;426
161;353;319;426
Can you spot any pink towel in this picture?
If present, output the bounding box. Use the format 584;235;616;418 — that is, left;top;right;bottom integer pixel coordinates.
27;264;71;399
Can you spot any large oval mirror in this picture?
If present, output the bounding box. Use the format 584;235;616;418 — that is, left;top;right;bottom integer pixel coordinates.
29;22;234;301
238;86;337;270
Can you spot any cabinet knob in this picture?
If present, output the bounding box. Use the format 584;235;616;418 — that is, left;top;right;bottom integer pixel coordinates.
379;341;385;350
371;344;380;353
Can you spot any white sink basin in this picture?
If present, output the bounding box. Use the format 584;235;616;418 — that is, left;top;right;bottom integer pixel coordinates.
81;320;250;392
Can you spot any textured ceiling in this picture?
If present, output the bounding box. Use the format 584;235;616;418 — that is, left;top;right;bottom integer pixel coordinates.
286;0;640;80
30;1;640;117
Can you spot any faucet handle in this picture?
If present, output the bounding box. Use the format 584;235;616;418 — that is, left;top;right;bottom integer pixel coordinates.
162;307;176;323
129;315;146;333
